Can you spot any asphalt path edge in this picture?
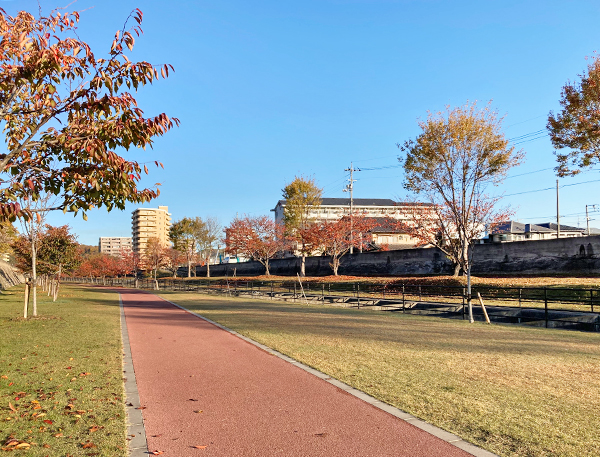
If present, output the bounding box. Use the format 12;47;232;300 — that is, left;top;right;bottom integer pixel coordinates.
158;294;497;457
120;293;149;456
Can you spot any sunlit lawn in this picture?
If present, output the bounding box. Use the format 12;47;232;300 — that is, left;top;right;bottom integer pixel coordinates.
159;291;600;457
0;285;126;456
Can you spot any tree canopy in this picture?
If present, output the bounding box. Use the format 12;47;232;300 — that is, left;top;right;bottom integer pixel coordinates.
225;215;286;276
400;102;522;275
13;224;80;275
282;176;322;231
0;7;178;220
281;175;322;276
170;217;205;277
548;54;600;176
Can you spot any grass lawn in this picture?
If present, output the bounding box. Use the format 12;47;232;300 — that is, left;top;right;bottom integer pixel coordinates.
0;284;126;456
159;291;600;457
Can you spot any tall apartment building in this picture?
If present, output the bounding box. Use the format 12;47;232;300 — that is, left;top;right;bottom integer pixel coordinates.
131;206;172;254
99;237;132;256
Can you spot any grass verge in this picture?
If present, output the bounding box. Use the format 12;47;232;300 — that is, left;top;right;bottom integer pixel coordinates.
0;284;126;456
159;291;600;457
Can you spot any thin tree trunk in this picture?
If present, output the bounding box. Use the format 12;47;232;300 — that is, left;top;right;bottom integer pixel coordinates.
187;256;191;278
264;260;270;276
31;231;37;317
23;282;30;319
54;265;61;301
206;255;210;278
301;254;306;277
332;257;339;276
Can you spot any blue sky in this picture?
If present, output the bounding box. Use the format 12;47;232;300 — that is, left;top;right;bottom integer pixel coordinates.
5;0;600;245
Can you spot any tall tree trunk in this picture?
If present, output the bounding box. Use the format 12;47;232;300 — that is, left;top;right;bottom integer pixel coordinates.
187;258;191;278
206;254;211;278
31;231;37;317
264;260;270;277
301;254;306;277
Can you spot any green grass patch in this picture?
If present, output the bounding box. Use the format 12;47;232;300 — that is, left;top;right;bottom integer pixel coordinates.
0;285;126;456
159;291;600;457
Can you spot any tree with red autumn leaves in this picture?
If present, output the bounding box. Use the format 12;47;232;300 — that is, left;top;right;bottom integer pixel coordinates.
0;7;178;221
164;247;186;278
308;215;377;276
13;223;80;275
142;237;169;282
225;215;287;276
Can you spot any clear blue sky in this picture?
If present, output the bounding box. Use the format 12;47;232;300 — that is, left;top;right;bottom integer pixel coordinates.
5;0;600;244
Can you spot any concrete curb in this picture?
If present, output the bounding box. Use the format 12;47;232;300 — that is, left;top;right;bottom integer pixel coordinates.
159;295;498;457
120;294;149;456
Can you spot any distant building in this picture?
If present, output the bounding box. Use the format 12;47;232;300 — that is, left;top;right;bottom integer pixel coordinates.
131;206;172;254
486;221;600;243
99;237;132;256
367;217;422;249
271;198;431;225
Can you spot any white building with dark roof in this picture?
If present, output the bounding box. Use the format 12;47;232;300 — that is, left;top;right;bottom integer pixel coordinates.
271;198;430;225
487;221;599;243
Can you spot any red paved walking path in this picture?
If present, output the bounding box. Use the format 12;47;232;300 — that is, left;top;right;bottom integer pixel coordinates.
122;289;475;457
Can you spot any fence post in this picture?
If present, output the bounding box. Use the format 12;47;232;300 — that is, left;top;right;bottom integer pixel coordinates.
591;289;594;313
418;285;422;302
322;283;324;302
402;285;405;313
519;288;522;308
544;287;549;328
462;287;465;319
357;283;360;309
271;281;273;300
294;282;297;302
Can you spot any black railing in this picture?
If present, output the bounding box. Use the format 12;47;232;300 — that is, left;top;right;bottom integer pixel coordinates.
63;277;600;332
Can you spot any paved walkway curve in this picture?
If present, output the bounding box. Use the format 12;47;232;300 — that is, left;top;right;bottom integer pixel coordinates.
121;289;493;457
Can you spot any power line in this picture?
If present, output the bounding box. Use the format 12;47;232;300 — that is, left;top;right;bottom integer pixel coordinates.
502;178;600;198
505;167;554;179
506;115;546;128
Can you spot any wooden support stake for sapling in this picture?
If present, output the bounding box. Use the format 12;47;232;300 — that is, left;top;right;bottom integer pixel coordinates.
23;281;30;319
297;273;308;305
477;292;491;324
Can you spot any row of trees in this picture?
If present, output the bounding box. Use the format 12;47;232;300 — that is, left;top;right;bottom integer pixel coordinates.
224;212;379;276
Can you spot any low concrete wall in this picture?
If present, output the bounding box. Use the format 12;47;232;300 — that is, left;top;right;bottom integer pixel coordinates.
194;235;600;277
0;260;25;289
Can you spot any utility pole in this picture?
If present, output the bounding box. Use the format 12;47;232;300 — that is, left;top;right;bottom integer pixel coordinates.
343;162;360;254
586;204;598;236
556;179;560;239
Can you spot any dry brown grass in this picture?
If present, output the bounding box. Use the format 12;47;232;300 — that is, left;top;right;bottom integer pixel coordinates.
159;291;600;457
197;274;600;288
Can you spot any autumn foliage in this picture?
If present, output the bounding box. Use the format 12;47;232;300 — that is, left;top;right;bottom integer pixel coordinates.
225;216;288;276
12;224;80;275
548;53;600;176
308;215;378;275
399;103;521;275
0;7;178;220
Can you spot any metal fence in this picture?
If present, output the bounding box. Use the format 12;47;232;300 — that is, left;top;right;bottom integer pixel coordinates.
63;277;600;332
